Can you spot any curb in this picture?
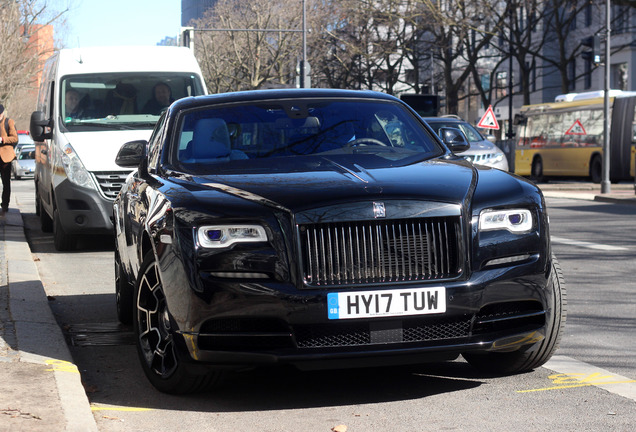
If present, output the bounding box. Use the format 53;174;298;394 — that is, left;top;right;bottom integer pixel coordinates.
4;209;98;432
541;191;636;206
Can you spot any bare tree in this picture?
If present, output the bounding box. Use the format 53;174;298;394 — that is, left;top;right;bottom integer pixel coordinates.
416;0;509;114
0;0;68;126
194;0;305;92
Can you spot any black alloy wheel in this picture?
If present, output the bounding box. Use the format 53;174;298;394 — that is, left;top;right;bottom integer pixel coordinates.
134;252;221;394
462;255;566;375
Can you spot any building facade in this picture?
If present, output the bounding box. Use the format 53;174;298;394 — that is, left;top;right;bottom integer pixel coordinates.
181;0;218;26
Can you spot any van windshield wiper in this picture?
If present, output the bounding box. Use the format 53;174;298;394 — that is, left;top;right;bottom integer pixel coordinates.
65;122;140;130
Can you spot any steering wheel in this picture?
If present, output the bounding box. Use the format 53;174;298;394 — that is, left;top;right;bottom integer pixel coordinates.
345;137;388;147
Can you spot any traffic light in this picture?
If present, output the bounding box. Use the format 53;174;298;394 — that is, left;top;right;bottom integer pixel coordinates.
593;35;601;65
181;27;194;50
582;35;602;65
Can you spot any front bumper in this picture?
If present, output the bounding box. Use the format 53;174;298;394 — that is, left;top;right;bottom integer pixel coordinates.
168;255;552;369
53;179;115;236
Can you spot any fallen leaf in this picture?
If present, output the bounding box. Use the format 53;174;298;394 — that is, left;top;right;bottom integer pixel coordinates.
332;425;348;432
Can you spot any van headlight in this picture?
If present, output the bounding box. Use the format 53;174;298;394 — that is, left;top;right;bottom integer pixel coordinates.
479;209;533;233
61;143;96;190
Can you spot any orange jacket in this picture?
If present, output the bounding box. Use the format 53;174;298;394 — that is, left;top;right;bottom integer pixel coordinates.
0;117;18;163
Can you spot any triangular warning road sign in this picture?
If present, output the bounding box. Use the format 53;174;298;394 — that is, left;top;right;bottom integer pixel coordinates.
478;105;500;130
565;119;586;135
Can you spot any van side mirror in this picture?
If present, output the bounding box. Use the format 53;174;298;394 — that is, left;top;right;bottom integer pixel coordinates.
115;140;147;168
439;127;470;153
30;111;52;141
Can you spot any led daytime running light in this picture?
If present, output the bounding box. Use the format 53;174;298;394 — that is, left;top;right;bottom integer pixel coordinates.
479;209;533;233
197;225;267;248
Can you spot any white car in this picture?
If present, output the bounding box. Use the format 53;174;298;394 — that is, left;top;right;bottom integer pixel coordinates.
15;130;34;154
422;116;509;171
12;145;35;179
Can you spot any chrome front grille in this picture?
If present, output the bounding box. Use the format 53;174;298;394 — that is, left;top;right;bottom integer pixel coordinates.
92;171;132;200
464;153;497;164
300;217;462;286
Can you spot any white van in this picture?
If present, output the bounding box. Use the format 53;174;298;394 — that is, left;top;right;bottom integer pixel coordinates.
30;46;207;250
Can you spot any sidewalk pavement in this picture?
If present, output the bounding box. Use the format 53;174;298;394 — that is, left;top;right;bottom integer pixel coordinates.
0;182;634;431
0;208;97;432
539;182;636;205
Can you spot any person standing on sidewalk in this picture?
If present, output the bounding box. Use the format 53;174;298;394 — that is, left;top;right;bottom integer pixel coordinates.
0;104;18;213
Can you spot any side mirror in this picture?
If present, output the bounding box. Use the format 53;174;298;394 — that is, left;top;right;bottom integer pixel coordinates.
485;135;496;143
439;127;470;153
115;140;147;168
30;111;52;141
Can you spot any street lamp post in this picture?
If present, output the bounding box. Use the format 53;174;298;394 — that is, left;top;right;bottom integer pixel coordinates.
601;0;611;194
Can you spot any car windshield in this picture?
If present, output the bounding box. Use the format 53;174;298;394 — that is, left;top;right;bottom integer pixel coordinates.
173;99;442;173
19;148;35;160
427;121;484;143
60;72;205;132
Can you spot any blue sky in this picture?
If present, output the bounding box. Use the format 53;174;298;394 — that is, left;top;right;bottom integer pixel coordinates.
59;0;182;48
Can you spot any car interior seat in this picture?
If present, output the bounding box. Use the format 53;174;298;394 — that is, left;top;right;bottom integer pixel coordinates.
190;118;232;162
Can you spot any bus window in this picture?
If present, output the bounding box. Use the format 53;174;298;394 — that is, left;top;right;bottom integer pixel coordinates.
514;91;636;182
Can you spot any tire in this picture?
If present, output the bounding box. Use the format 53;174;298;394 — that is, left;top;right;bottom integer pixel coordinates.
53;208;77;251
590;155;602;184
115;251;134;325
463;255;566;375
531;156;546;183
134;251;222;394
38;194;53;232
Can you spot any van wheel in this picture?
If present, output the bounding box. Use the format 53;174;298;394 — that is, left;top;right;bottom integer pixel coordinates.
531;157;546;183
53;208;77;251
463;255;566;374
590;155;602;184
38;196;53;232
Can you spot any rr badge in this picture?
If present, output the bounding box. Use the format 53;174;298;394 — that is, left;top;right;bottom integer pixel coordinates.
373;202;386;218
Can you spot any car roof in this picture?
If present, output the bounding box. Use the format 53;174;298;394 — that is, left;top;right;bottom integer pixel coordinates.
170;89;401;112
421;117;465;123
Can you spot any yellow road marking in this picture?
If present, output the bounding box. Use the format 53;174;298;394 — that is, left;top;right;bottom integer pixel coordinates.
518;380;636;393
519;356;636;400
91;404;153;412
45;359;79;374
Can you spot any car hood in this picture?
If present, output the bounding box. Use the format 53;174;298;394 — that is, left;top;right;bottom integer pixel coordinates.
459;140;501;155
185;157;478;212
63;130;153;171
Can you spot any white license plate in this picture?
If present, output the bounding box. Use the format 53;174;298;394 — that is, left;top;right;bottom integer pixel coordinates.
327;287;446;320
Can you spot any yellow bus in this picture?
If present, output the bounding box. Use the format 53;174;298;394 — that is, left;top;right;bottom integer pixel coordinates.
514;91;636;182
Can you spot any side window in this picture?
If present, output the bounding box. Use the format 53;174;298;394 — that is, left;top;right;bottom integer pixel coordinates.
46;82;55;118
147;113;167;172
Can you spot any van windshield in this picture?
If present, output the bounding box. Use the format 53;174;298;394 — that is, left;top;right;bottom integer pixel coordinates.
60;73;205;131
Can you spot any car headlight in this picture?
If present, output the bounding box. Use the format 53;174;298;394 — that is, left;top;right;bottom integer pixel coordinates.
197;225;267;248
491;153;505;163
479;209;533;233
60;143;96;190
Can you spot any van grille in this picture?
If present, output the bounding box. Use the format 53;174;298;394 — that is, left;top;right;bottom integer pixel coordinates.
300;217;462;286
92;171;131;200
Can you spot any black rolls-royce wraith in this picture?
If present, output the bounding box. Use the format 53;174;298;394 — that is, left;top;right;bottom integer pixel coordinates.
113;89;565;394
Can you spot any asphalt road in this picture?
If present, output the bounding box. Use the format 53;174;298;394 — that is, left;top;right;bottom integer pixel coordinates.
11;179;636;432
